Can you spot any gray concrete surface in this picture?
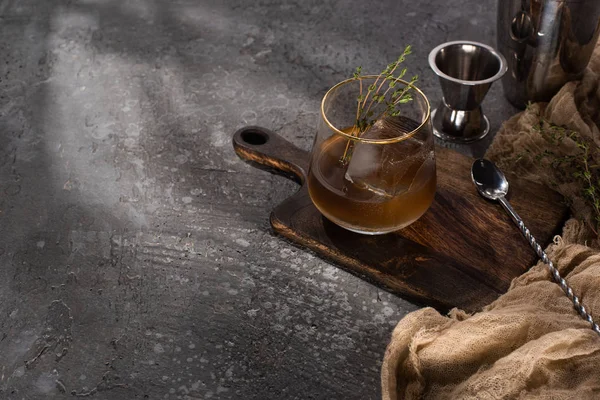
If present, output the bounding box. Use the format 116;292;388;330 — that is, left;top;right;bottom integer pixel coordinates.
0;1;517;399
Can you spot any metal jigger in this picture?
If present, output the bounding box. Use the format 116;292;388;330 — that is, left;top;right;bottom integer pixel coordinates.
428;41;507;143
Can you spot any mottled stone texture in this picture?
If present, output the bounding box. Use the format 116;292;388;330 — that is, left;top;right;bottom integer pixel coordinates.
0;1;515;399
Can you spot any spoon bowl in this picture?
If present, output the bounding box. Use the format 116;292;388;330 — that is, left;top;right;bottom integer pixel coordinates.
471;158;509;200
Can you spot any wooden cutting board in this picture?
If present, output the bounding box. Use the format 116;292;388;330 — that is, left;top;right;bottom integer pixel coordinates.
233;126;569;312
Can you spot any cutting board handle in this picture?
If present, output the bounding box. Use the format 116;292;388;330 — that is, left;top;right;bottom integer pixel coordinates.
233;126;310;185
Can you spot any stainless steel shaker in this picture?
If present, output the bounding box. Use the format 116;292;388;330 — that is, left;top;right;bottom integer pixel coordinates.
497;0;600;108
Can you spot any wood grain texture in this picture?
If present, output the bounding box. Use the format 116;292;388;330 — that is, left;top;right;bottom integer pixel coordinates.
233;126;570;312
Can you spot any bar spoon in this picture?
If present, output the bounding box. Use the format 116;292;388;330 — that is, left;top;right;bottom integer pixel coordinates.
471;158;600;335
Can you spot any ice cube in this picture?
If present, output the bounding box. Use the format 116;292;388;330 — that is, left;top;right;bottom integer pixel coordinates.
407;151;435;192
344;140;381;184
344;118;425;199
345;117;435;200
344;121;391;199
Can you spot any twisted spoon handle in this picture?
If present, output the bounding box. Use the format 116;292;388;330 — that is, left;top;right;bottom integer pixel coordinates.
497;197;600;335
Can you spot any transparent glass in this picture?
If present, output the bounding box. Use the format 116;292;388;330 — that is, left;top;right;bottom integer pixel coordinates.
307;76;437;235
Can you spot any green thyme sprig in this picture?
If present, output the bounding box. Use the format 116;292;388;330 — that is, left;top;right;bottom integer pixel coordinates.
356;45;418;130
340;45;418;164
523;109;600;235
573;142;600;235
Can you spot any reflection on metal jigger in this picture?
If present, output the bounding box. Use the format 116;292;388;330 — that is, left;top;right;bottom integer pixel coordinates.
428;41;507;143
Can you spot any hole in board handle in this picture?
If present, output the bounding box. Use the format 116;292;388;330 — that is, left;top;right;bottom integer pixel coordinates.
240;129;268;145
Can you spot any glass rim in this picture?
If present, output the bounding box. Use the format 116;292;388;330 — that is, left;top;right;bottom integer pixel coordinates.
320;75;431;144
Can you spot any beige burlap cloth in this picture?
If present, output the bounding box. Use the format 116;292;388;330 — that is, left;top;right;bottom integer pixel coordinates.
381;47;600;399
